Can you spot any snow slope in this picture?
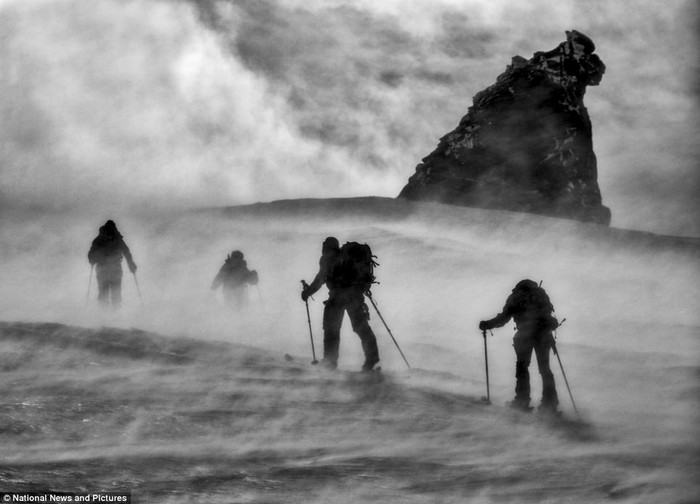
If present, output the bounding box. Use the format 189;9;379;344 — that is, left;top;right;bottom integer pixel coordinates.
0;197;698;503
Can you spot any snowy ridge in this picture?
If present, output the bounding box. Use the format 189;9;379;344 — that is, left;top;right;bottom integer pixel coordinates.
217;197;700;253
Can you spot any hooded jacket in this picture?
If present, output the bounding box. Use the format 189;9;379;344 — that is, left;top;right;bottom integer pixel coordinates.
87;221;136;272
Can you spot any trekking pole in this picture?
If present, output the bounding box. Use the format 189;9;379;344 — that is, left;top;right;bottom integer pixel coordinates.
553;318;579;417
553;344;578;417
481;329;491;404
366;293;411;369
85;264;94;308
256;285;264;305
132;271;144;308
300;281;318;365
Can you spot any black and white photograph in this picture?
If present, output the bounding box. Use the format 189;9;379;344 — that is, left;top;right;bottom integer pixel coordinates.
1;0;698;502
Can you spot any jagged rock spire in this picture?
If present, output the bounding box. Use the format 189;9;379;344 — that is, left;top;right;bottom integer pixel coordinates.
399;30;611;226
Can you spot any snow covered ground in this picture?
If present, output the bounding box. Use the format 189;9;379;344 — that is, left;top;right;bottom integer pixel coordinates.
1;197;698;503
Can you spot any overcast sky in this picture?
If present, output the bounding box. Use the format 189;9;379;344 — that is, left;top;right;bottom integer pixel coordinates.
1;0;698;236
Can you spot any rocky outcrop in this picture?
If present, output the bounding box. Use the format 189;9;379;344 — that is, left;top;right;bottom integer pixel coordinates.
399;30;611;225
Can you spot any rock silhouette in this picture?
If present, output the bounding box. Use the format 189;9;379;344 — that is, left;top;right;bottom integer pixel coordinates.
399;30;611;225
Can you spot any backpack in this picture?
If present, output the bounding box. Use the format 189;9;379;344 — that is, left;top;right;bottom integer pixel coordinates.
330;242;378;292
511;283;559;331
527;286;559;331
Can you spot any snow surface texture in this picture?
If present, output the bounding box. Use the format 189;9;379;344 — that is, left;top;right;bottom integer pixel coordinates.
1;197;698;503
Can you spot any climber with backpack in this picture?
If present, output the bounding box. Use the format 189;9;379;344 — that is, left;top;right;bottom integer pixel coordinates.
87;220;137;309
211;250;259;310
301;237;380;371
479;279;560;414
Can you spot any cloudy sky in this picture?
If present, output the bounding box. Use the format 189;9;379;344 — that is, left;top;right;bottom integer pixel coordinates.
1;0;698;235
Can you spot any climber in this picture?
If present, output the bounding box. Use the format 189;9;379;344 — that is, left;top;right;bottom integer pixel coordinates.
479;279;560;414
87;220;137;309
211;250;259;309
301;237;380;371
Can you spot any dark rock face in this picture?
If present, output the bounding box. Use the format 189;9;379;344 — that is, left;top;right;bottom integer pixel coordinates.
399;30;611;225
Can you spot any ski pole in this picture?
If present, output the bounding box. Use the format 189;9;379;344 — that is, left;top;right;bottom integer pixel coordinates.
481;329;491;404
552;319;579;417
256;285;264;305
85;264;94;307
553;344;578;417
366;293;411;369
301;281;318;365
132;271;144;308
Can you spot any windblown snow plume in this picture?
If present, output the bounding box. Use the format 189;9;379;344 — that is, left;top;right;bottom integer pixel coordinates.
0;0;698;234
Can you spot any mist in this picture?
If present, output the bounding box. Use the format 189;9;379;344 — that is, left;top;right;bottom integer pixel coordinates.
0;2;698;500
1;0;698;235
2;197;697;379
1;197;698;501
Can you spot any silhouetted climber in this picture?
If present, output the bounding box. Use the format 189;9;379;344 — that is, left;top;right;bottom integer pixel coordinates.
479;279;560;414
301;237;380;371
87;220;137;309
211;250;258;309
